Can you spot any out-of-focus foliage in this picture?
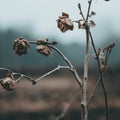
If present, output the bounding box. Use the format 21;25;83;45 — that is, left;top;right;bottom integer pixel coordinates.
0;27;119;74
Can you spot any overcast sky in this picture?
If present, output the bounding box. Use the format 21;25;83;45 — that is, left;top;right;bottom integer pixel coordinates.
0;0;119;44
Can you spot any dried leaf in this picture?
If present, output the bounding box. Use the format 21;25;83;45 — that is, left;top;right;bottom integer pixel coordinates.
88;20;96;27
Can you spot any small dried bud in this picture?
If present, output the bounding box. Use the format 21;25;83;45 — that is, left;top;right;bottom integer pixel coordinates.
89;11;96;17
13;37;29;55
57;12;74;33
78;3;81;9
36;45;52;56
0;73;15;91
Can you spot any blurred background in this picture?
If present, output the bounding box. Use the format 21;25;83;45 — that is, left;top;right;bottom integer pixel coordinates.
0;0;120;120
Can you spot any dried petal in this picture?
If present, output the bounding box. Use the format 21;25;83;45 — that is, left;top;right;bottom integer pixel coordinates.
36;45;52;56
13;37;29;55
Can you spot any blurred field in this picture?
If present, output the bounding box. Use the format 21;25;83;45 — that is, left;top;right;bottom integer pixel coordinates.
0;75;120;120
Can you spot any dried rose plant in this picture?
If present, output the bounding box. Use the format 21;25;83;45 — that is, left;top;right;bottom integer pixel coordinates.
0;0;115;120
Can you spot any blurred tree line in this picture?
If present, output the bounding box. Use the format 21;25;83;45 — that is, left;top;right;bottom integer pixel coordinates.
0;27;119;75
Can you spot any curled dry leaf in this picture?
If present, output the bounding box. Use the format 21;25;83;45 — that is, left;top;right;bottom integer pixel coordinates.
13;37;29;55
0;73;15;91
36;45;52;56
57;12;74;33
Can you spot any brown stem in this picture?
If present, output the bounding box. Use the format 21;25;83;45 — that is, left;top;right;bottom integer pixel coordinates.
86;0;92;22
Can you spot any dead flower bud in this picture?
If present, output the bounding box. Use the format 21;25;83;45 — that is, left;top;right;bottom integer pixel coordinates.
36;45;52;56
13;37;29;55
57;12;74;33
0;73;15;91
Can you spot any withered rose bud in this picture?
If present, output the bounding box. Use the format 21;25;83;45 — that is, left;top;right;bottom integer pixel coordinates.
0;73;15;91
57;12;74;33
36;45;52;56
13;37;29;55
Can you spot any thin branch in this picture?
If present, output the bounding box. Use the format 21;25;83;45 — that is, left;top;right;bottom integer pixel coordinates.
49;45;83;87
0;67;36;84
35;65;70;83
87;76;100;106
86;0;92;22
78;3;85;20
13;73;36;84
0;67;12;73
88;30;109;120
52;90;80;120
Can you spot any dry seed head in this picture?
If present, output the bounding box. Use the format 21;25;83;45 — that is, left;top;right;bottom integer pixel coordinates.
57;12;74;33
13;37;29;55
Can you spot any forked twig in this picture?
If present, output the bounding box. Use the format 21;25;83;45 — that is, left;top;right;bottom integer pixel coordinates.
35;65;70;83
